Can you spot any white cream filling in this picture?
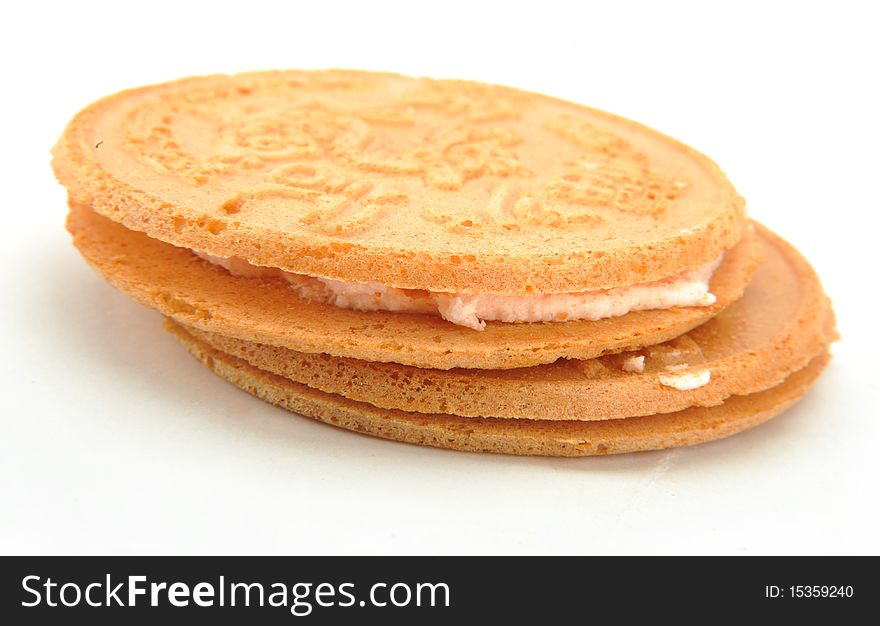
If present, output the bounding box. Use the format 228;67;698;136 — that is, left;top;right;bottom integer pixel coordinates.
622;355;646;373
658;369;712;390
194;251;723;331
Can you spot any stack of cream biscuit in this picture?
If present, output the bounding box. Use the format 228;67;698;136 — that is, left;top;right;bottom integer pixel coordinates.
53;70;836;456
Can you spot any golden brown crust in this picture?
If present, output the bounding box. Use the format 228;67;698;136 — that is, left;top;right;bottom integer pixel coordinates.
167;223;836;419
67;203;761;369
167;320;831;456
53;69;746;295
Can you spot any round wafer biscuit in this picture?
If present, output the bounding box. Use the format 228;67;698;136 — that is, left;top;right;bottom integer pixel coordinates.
167;320;831;456
53;70;746;295
168;223;836;419
67;202;760;369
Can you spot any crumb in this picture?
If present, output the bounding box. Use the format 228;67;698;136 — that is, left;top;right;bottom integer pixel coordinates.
622;355;645;373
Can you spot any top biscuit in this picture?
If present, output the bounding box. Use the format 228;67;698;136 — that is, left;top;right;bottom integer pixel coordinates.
53;70;746;295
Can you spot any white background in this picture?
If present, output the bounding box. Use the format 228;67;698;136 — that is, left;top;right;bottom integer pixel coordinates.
2;1;877;555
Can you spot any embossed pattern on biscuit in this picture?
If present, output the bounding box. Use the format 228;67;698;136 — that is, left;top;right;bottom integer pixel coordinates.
54;70;746;294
